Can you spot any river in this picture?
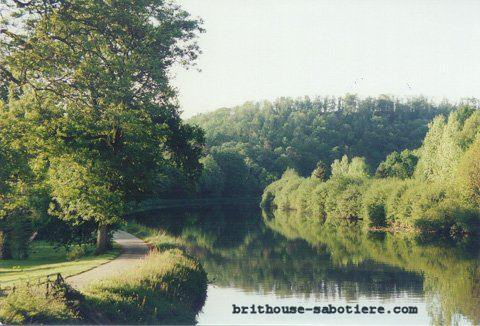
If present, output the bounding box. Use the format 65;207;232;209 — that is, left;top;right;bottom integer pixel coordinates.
134;203;480;325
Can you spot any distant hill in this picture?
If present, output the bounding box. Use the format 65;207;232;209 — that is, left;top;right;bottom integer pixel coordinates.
189;95;458;195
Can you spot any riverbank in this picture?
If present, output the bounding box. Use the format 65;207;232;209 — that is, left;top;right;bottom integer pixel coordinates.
261;168;479;241
0;228;208;324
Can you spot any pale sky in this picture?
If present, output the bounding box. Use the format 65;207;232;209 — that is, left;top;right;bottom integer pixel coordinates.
173;0;480;118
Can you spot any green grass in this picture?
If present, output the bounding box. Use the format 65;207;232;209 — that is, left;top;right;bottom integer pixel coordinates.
123;220;185;251
0;224;208;324
83;249;208;324
0;285;82;324
0;241;120;287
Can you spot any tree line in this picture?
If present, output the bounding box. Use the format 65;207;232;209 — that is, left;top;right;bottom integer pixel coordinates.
190;95;463;196
261;107;480;240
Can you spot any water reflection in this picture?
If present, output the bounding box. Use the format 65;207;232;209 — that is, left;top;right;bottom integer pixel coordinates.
133;204;480;325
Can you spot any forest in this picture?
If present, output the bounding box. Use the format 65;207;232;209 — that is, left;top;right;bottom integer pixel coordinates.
261;106;480;240
190;95;459;195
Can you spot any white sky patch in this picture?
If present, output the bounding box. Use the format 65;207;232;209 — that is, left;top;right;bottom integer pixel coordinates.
172;0;480;118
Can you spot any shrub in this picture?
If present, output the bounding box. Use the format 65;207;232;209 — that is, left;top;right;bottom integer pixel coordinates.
333;184;364;220
83;249;208;324
375;150;418;179
362;180;390;227
66;244;89;261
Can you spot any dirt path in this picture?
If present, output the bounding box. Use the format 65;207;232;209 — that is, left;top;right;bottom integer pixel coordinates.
66;230;149;290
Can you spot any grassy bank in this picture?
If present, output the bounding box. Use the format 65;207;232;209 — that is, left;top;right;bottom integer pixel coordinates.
0;241;119;287
83;249;207;324
80;221;207;324
0;225;208;325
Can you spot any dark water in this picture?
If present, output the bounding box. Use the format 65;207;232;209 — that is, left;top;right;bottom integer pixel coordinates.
136;204;480;326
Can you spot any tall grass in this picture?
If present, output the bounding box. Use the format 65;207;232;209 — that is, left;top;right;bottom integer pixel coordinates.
0;285;81;324
83;249;208;324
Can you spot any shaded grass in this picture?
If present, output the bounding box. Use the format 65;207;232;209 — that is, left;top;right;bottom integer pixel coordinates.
0;241;119;286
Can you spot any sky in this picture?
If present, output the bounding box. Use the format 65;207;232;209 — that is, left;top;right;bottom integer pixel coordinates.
173;0;480;118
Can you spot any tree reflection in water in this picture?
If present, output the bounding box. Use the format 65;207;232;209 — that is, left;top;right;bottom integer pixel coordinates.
132;204;480;325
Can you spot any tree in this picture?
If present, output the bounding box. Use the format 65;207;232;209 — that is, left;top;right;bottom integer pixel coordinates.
0;98;36;259
189;95;451;189
311;160;328;181
375;150;418;179
458;140;480;206
331;156;369;179
198;155;225;197
0;0;204;253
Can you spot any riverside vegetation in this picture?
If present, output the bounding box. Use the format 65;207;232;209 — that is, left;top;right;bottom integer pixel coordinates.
0;247;207;324
261;107;480;240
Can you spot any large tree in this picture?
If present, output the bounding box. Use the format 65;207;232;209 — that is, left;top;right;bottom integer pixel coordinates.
0;0;204;252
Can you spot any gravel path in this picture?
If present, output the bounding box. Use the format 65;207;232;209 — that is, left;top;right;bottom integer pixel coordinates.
66;230;149;290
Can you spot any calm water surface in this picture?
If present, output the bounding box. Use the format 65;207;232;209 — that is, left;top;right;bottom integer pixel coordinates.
136;204;480;326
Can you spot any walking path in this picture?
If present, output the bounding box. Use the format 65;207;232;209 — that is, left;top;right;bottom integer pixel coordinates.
66;230;149;290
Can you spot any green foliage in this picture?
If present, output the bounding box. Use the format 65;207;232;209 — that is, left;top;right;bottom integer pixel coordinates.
46;154;124;226
262;157;369;224
198;155;225;197
331;155;369;179
415;108;480;182
66;244;89;261
361;179;391;227
263;107;480;239
0;286;80;324
375;150;418;179
83;249;208;324
457;139;480;206
206;148;266;196
190;95;452;191
0;0;205;252
311;160;328;180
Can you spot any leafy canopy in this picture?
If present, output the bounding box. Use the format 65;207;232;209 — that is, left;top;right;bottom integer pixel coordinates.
0;0;205;240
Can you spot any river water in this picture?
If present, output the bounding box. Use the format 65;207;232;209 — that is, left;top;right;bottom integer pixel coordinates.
136;204;480;326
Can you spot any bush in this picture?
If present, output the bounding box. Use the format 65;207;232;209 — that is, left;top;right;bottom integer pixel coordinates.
332;184;364;220
66;244;89;261
362;180;390;227
83;249;208;324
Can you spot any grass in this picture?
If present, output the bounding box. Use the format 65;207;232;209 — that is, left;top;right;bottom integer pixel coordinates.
123;220;185;251
0;285;82;325
0;223;208;324
0;241;120;287
82;249;208;324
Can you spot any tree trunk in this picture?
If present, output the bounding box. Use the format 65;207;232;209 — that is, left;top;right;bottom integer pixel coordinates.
0;230;12;259
95;224;109;254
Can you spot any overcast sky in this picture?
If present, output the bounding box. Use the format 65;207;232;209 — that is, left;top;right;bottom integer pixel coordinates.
173;0;480;117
